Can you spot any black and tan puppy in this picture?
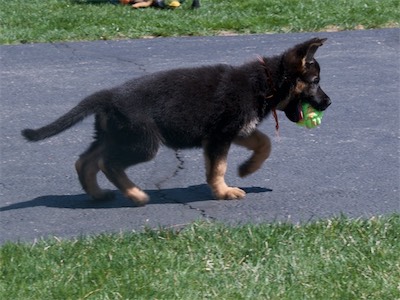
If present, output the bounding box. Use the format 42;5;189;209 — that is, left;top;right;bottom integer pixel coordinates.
22;38;331;206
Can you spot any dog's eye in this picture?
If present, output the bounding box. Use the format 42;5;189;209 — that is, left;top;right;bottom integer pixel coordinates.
313;77;320;84
305;61;314;68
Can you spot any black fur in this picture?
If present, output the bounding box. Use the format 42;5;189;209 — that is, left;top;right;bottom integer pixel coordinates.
22;38;331;205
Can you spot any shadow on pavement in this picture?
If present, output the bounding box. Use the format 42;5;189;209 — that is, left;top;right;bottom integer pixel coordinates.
0;185;272;211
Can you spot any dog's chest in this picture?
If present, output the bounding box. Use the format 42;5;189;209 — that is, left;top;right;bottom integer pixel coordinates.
238;116;259;137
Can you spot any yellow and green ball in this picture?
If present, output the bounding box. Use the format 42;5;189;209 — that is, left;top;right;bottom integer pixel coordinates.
297;103;324;129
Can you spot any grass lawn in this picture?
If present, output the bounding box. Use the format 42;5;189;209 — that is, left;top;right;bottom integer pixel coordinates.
1;1;399;298
0;0;398;44
1;216;399;299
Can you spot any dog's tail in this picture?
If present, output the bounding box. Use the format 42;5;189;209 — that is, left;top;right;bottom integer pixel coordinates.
21;89;112;142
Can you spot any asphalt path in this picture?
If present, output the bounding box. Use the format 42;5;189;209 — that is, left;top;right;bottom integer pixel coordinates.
1;29;399;244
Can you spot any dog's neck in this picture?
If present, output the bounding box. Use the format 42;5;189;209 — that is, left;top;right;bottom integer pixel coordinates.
258;56;293;112
257;56;276;99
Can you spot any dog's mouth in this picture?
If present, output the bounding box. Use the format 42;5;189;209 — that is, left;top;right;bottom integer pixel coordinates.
285;98;331;123
284;100;303;123
296;101;304;122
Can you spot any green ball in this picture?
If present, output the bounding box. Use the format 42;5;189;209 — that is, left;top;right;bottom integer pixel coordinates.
297;103;324;129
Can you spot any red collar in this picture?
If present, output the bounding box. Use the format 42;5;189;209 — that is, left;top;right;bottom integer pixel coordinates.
257;56;279;133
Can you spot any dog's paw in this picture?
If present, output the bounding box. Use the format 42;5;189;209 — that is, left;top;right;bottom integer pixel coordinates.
238;161;253;178
125;187;150;207
214;187;246;200
238;159;264;178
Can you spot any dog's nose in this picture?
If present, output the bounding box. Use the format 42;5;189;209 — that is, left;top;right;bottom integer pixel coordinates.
326;98;331;108
321;97;331;110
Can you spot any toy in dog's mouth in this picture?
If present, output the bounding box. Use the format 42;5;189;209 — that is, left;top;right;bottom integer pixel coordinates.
296;102;324;129
283;99;327;128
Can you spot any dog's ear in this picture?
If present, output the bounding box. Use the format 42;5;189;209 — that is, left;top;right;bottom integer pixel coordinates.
303;38;327;63
284;38;327;71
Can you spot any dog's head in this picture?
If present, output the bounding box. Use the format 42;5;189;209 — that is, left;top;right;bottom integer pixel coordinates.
277;38;331;123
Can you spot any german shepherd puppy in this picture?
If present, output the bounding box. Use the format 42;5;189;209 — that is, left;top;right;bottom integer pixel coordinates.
22;38;331;206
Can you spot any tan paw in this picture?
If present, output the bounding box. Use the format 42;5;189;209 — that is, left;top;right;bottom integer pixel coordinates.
125;187;150;207
214;187;246;200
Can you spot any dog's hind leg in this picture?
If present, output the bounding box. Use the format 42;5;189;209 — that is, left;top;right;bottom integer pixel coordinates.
203;140;246;200
75;142;114;201
98;159;150;206
98;137;159;206
234;129;271;177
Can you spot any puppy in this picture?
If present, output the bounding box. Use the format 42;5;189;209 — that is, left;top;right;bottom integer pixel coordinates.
22;38;331;206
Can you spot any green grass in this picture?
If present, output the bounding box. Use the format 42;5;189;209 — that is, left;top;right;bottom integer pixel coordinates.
0;0;398;44
1;2;399;298
1;216;399;299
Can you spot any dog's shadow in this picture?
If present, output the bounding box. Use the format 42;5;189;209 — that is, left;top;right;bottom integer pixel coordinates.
0;185;272;211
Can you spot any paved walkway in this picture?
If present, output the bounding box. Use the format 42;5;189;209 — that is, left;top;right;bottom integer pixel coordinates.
0;29;399;244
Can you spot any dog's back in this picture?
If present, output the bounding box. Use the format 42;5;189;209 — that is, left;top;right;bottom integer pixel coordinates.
105;62;268;148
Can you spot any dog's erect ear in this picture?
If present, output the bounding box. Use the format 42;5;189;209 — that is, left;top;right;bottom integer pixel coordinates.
284;38;327;70
303;38;327;63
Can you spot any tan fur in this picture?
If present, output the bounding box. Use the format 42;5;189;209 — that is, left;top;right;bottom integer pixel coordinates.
75;159;103;199
295;80;307;94
276;80;307;111
98;159;149;205
234;129;271;177
203;143;245;200
75;147;111;200
301;57;306;69
124;187;149;205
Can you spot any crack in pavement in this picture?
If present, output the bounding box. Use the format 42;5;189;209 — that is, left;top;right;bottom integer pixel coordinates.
51;42;148;73
154;150;184;189
155;150;216;221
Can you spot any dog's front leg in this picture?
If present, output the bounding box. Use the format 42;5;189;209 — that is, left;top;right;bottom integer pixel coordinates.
234;129;271;177
203;140;246;200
